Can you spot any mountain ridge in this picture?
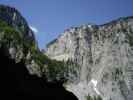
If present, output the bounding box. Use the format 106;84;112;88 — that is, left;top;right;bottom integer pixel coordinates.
46;16;133;48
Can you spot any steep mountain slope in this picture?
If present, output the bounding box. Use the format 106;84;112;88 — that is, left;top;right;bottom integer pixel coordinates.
0;5;78;100
46;17;133;100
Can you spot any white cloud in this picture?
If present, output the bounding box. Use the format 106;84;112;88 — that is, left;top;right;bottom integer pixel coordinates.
30;26;38;33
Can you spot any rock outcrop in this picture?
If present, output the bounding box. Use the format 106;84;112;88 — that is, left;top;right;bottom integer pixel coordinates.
46;17;133;100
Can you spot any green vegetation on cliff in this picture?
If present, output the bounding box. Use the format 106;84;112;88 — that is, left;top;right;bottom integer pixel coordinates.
86;95;102;100
0;19;22;43
0;19;71;82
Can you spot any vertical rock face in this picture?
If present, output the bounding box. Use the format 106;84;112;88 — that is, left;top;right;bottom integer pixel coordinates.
46;17;133;100
46;25;96;82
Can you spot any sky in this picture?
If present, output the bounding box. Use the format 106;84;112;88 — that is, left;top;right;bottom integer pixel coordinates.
0;0;133;49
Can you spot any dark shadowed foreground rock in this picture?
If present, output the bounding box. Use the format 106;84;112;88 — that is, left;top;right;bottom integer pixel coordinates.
0;46;77;100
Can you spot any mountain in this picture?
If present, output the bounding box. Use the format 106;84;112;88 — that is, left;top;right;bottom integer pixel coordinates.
1;4;133;100
46;17;133;100
0;5;78;100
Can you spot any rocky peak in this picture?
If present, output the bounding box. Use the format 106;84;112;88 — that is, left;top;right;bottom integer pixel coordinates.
0;5;35;42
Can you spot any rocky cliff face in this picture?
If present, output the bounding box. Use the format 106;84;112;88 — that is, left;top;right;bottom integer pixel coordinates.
46;17;133;100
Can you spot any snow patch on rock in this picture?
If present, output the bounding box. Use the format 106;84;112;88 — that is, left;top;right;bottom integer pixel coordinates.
65;80;101;100
90;79;100;95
